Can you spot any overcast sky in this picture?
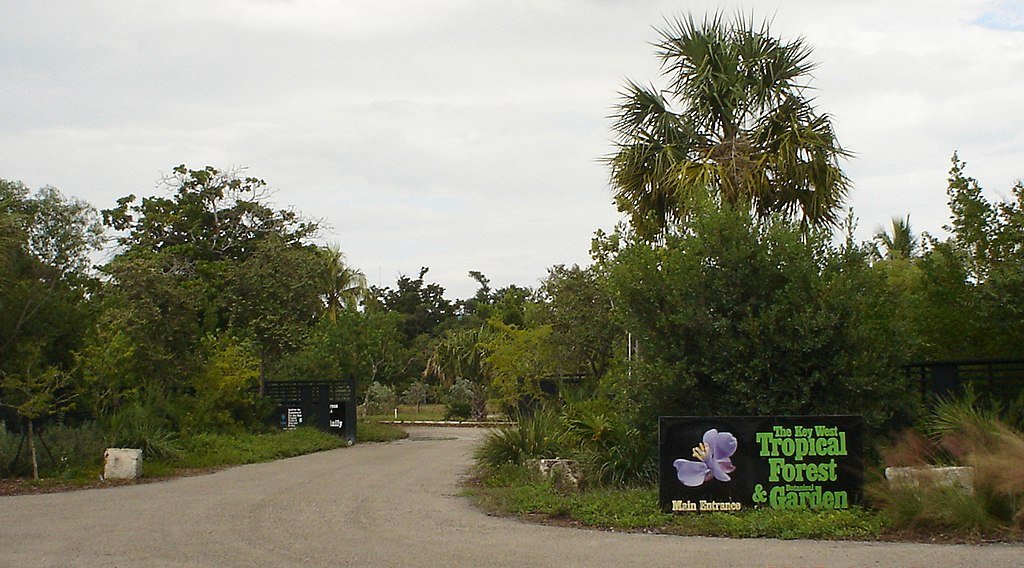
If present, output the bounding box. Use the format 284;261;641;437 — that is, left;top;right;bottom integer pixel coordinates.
2;1;1023;299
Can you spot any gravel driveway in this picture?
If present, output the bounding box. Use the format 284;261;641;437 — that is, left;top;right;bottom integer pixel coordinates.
1;427;1020;567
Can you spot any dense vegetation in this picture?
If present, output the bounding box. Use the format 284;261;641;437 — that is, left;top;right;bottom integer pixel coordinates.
467;14;1024;541
2;12;1022;541
0;166;423;479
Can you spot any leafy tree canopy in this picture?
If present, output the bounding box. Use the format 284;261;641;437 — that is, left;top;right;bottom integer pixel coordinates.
372;267;455;340
102;165;316;261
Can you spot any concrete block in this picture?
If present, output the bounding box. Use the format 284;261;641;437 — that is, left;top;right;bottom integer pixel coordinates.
526;458;583;491
104;448;143;480
884;465;973;493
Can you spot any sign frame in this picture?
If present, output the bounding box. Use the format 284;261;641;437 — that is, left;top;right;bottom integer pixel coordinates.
659;415;863;513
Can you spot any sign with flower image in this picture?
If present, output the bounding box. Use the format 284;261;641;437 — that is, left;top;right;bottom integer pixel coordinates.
659;416;863;513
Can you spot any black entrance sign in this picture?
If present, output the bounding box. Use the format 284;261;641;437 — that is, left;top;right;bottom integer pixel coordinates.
264;380;357;444
659;415;862;513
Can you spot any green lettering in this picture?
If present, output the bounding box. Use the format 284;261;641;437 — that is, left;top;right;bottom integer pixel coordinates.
756;432;774;457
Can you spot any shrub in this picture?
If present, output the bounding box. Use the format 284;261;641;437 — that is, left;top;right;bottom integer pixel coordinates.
443;400;472;421
475;408;568;470
180;334;261;435
173;427;344;469
1;421;106;478
444;378;486;421
364;381;396;416
603;205;918;436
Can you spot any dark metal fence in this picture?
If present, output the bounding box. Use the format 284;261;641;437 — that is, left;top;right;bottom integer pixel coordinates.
905;359;1024;405
538;373;586;397
264;379;357;443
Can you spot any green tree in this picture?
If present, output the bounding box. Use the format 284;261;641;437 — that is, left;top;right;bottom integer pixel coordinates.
872;215;918;260
272;308;414;394
0;345;76;479
1;182;102;362
319;244;367;321
92;166;325;423
483;322;557;414
538;264;620;382
102;165;315;261
359;310;418;388
223;236;324;390
907;154;1024;360
402;379;432;413
373;267;455;340
0;180;102;477
82;250;206;417
458;271;534;328
183;334;261;434
425;326;490;420
604;204;913;434
607;13;850;240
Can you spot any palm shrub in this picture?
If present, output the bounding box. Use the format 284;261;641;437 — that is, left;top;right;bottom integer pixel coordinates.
475;408;568;470
562;399;657;486
104;401;181;460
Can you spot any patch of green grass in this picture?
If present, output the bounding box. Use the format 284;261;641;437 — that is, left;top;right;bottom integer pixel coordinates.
667;506;885;540
467;464;885;540
358;421;409;443
158;427;347;471
4;422;408;491
363;403;507;422
364;404;447;422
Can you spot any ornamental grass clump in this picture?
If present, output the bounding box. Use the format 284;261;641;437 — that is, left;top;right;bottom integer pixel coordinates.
870;400;1024;537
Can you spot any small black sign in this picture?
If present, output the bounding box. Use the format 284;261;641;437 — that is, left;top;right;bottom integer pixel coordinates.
659;416;863;513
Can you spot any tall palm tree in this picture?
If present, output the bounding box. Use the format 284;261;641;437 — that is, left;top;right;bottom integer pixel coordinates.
320;244;367;321
873;215;918;260
607;13;851;240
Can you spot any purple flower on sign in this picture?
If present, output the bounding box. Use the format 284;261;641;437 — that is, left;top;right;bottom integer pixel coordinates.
673;429;738;487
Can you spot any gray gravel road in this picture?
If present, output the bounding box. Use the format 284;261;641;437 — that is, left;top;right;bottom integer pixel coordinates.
1;427;1021;567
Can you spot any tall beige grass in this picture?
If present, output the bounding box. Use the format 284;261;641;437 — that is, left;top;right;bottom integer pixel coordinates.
870;400;1024;537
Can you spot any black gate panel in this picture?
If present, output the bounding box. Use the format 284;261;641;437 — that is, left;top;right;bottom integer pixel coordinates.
264;380;357;444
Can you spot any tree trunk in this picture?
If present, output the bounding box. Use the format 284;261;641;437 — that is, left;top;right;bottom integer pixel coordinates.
27;420;39;480
258;357;266;396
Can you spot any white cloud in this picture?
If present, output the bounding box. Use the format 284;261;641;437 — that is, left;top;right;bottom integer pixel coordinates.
2;0;1023;298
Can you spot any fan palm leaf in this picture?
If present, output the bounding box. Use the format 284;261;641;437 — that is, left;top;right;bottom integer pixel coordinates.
607;12;850;240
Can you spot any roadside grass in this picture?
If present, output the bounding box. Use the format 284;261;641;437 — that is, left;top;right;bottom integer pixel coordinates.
362;403;508;423
155;422;409;471
364;404;447;422
2;421;408;493
158;427;347;470
466;464;885;540
357;421;409;443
